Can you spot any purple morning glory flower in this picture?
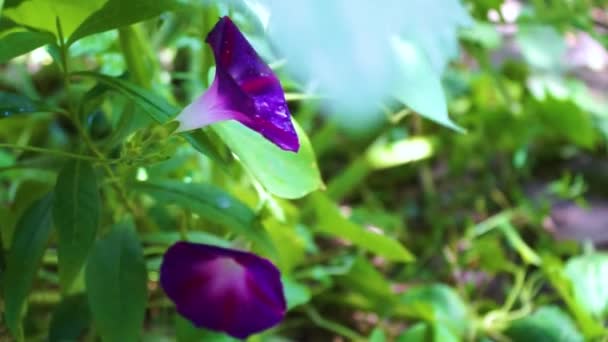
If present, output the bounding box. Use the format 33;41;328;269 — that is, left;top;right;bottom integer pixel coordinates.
175;16;300;152
160;241;286;339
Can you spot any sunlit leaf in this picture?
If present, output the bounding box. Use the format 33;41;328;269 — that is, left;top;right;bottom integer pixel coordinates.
68;0;183;45
564;253;608;318
3;0;105;37
214;120;322;199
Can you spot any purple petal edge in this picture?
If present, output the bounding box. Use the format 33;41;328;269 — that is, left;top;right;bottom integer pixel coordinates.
160;241;286;339
175;16;299;152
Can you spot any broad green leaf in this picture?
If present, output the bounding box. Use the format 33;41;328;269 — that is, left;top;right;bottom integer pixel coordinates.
338;257;394;312
3;193;53;338
564;253;608;318
517;25;566;71
176;316;238;342
392;38;463;132
366;136;435;170
68;0;182;45
283;277;311;310
369;328;387;342
0;30;55;63
534;97;596;148
310;192;414;262
53;160;100;292
85;221;148;342
49;294;91;342
396;322;459;342
506;306;584;342
3;0;105;38
400;284;469;337
183;129;232;166
133;180;276;255
214;120;322;199
0;91;56;118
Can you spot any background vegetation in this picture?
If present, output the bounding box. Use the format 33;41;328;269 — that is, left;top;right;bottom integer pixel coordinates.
1;0;608;341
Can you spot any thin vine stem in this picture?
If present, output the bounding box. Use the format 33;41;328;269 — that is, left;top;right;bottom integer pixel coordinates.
0;143;111;163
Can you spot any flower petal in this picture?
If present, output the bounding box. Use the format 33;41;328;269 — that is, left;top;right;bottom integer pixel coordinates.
175;16;299;152
160;242;286;339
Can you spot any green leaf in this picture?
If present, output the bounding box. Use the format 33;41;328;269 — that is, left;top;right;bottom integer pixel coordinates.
517;25;566;71
396;322;459;342
310;192;414;262
53;160;100;292
400;284;469;337
392;38;463;132
176;316;238;342
3;193;53;338
214;120;322;199
68;0;182;45
0;30;55;63
0;91;56;117
85;221;148;342
72;71;178;122
564;253;608;318
283;277;312;310
506;306;584;342
49;294;91;342
132;180;276;255
3;0;105;38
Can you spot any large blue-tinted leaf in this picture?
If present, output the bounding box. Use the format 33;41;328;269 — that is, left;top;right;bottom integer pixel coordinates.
68;0;183;45
3;193;53;338
85;222;148;342
392;38;463;132
53;160;100;292
213;120;322;199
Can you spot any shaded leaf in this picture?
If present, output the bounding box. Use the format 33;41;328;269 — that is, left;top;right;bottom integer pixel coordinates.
132;180;276;256
0;91;56;117
506;306;584;342
53;160;100;292
3;193;53;338
85;221;148;342
49;294;91;342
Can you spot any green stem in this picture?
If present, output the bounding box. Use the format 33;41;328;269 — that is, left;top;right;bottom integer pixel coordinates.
0;143;110;163
303;306;366;341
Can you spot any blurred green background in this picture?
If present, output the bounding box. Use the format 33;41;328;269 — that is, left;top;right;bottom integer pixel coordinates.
1;0;608;341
